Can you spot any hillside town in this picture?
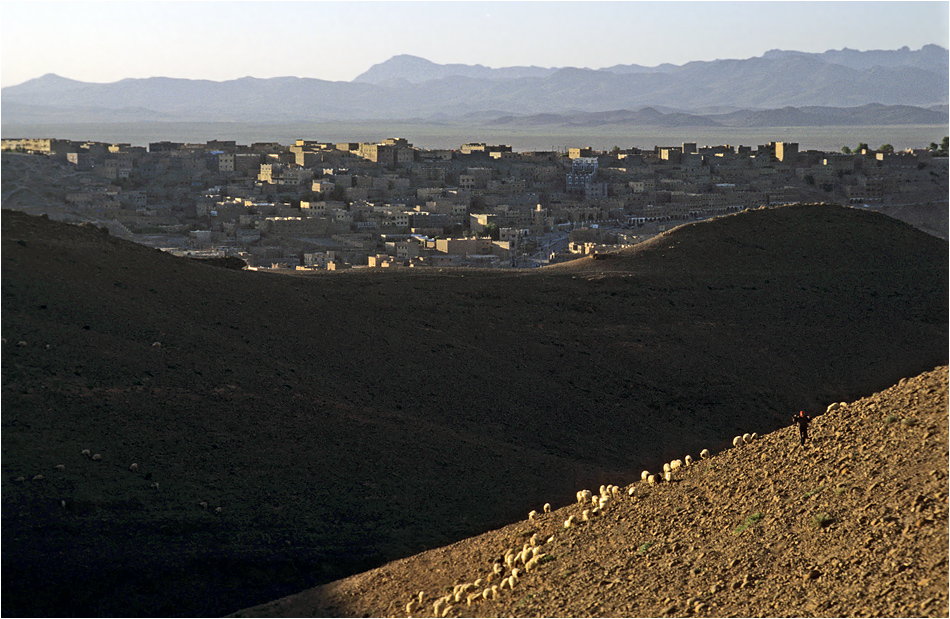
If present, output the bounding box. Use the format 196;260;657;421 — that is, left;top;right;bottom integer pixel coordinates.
2;136;947;269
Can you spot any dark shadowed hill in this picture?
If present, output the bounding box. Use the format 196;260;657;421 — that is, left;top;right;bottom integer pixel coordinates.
232;365;949;618
2;204;947;617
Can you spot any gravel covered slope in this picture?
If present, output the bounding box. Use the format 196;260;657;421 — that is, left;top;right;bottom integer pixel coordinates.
235;365;949;618
3;205;946;616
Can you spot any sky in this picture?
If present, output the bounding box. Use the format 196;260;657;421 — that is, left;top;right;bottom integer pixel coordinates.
1;1;948;88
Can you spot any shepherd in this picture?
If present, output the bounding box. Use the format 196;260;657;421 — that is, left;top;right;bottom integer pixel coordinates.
793;410;812;446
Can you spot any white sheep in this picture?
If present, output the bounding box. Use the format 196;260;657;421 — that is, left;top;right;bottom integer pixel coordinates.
55;464;66;472
664;470;672;483
32;474;44;481
670;459;682;472
663;463;671;473
576;489;592;503
529;533;539;547
441;604;452;617
647;474;657;485
81;449;91;457
582;509;590;521
733;436;743;448
564;515;575;528
742;433;752;443
433;599;445;616
528;510;538;521
406;600;417;615
751;432;758;441
418;591;425;605
129;463;139;472
543;502;551;513
598;495;609;509
641;470;650;481
684;455;693;466
700;448;710;459
493;562;503;575
92;453;102;461
627;486;636;496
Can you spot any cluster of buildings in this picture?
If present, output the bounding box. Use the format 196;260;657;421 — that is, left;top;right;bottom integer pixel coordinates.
2;135;946;270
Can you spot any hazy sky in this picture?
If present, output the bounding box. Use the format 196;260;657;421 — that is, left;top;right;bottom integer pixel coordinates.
1;1;948;88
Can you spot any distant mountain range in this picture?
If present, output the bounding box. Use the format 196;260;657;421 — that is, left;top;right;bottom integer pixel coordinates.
2;46;947;126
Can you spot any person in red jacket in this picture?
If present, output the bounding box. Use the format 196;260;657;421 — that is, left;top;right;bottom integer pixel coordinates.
793;410;812;446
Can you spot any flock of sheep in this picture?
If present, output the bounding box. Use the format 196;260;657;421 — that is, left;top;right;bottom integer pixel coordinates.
12;449;113;483
404;527;556;618
403;431;765;617
10;449;212;506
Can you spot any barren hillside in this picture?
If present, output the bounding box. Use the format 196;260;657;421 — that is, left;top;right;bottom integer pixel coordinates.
234;365;949;618
2;204;946;616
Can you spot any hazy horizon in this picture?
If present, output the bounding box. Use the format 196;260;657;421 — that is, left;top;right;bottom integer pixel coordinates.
2;120;945;153
2;1;948;88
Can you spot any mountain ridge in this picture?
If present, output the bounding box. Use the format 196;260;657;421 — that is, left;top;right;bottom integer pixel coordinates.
3;46;946;125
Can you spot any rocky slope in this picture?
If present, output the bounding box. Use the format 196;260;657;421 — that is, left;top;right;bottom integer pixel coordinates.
234;366;949;618
2;204;946;616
